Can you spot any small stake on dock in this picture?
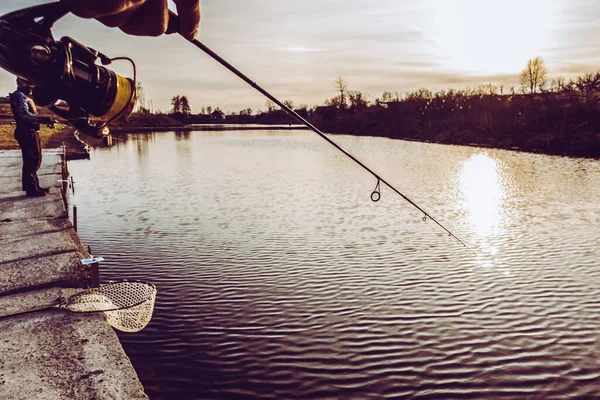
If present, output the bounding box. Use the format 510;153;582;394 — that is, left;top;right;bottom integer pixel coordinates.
73;205;78;231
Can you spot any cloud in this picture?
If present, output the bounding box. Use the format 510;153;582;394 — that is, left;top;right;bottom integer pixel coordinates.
1;0;600;113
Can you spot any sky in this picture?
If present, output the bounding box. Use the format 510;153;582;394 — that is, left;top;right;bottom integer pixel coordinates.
1;0;600;114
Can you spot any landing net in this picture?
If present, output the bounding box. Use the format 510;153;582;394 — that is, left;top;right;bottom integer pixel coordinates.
60;281;157;333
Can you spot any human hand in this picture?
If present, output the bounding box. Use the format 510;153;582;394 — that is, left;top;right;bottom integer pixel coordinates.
59;0;201;40
44;118;58;129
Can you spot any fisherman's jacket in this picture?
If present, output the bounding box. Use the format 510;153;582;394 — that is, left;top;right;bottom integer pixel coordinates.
9;90;43;132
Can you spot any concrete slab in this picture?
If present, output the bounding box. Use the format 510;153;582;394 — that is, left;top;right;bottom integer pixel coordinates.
0;215;72;240
0;249;87;295
0;151;25;159
0;149;148;399
0;150;64;194
0;287;66;318
0;151;62;175
0;310;148;400
0;162;63;178
0;190;67;221
0;217;80;260
0;149;62;164
0;199;89;295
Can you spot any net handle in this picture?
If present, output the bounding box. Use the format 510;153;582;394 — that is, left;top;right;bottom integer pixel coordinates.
62;295;154;313
61;282;156;313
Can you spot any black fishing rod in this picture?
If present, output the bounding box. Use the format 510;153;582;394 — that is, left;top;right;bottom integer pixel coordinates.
166;14;471;252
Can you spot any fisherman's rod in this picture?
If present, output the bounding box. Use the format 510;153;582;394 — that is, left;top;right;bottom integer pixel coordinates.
166;15;470;251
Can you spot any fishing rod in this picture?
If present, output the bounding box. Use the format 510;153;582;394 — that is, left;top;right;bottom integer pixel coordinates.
0;3;466;249
171;14;469;251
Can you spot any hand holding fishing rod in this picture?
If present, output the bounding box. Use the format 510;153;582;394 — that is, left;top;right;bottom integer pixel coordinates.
165;13;471;252
59;0;201;40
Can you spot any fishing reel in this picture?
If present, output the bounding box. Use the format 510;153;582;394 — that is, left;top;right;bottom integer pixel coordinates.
0;2;137;138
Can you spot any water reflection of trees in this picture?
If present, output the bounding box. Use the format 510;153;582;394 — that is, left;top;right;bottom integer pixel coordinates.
133;132;154;158
174;130;191;141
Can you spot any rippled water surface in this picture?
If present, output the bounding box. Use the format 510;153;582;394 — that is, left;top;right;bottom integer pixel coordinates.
68;130;600;400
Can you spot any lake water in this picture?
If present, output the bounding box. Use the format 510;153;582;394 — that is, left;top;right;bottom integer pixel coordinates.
68;129;600;400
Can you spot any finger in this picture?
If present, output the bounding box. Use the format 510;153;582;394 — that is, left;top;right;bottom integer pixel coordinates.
97;5;141;28
60;0;145;19
119;0;169;37
173;0;201;40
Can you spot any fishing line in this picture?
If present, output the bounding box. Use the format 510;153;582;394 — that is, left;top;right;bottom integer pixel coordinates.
166;15;471;252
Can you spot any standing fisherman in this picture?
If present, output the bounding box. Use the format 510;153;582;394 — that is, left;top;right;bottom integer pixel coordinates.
9;78;55;197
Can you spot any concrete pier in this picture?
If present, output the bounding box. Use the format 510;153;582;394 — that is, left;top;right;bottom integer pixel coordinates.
0;149;148;399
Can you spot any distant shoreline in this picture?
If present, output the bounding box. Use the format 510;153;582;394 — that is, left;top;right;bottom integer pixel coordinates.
110;121;600;160
109;124;306;133
1;120;597;161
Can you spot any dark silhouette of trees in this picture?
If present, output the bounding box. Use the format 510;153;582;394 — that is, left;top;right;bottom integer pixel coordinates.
266;100;276;113
170;95;191;117
520;57;547;94
348;90;368;112
136;81;149;113
180;96;191;115
377;91;400;104
157;65;600;157
308;69;600;157
171;95;181;114
326;76;348;110
575;72;600;104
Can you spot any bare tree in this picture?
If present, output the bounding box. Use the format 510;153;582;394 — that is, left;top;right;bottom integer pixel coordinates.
136;81;146;112
348;90;368;111
520;57;547;94
334;76;347;110
575;71;600;105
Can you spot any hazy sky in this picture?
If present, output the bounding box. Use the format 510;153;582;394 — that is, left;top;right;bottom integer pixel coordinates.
1;0;600;114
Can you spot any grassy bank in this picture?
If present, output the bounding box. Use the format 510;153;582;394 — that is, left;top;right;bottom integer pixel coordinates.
0;99;104;158
0;102;86;152
0;123;98;160
0;124;57;149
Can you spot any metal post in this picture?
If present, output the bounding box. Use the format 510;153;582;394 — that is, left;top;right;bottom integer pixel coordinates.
90;262;100;287
73;205;77;231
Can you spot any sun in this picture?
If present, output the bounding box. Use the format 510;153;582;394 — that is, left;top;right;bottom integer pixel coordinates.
425;0;562;76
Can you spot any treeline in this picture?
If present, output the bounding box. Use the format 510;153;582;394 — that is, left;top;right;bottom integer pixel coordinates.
167;97;298;124
312;71;600;157
142;58;600;157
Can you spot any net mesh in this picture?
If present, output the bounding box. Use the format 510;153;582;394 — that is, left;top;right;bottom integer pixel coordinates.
61;281;157;333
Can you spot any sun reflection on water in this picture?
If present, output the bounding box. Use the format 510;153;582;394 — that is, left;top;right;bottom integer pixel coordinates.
459;153;506;240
